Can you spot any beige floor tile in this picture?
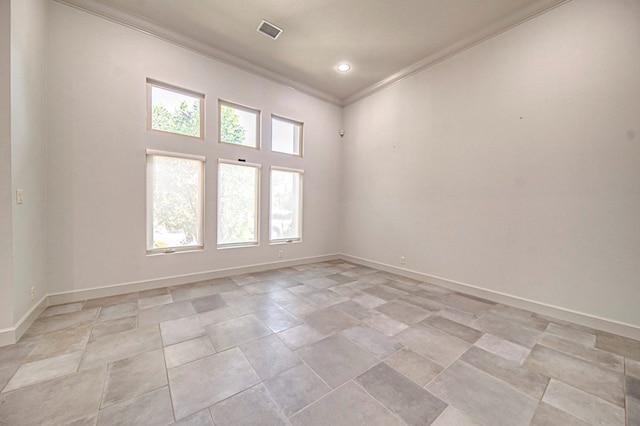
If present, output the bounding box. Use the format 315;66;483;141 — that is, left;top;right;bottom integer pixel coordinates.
303;307;360;335
544;322;596;347
290;381;403;426
542;379;625;425
264;364;331;416
472;313;542;348
529;402;589;426
427;361;538;426
164;335;215;369
210;383;288;425
101;348;167;407
538;333;624;372
84;293;138;309
384;348;443;386
473;333;530;364
168;347;260;420
97;302;138;322
138;300;196;327
524;345;625;406
355;362;447;425
375;300;431;325
80;325;162;370
396;323;470;367
40;302;85;318
421;315;483;343
363;312;410;336
25;308;99;338
240;334;301;380
160;314;205;346
627;357;640;379
436;293;494;316
205;314;272;351
0;366;106;426
431;406;481;426
137;294;173;309
460;346;549;399
254;305;303;333
25;323;92;362
277;324;324;350
172;409;214;426
89;316;137;342
296;334;378;388
341;325;404;358
97;387;173;425
3;351;83;392
596;331;640;361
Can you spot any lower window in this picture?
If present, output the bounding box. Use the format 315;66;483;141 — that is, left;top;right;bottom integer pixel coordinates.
217;160;261;247
270;167;303;242
146;150;205;253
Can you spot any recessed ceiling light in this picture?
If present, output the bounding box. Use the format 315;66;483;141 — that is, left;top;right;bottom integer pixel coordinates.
337;63;351;72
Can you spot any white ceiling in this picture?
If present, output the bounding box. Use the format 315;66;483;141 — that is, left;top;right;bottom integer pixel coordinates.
58;0;568;104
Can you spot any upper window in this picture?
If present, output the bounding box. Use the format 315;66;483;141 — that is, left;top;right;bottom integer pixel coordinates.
271;115;302;156
270;167;303;242
147;80;204;139
146;150;205;253
217;160;260;247
219;100;260;148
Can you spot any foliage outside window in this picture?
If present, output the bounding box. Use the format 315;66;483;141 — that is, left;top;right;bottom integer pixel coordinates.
270;168;303;242
148;80;204;138
219;101;260;148
218;161;260;246
147;151;204;253
271;115;302;156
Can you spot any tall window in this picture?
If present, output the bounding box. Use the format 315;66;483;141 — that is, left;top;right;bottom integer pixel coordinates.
219;100;260;148
271;115;302;156
147;80;204;139
270;167;303;242
218;161;260;246
147;151;205;253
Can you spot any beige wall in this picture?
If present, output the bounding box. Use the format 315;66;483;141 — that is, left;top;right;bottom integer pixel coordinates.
342;0;640;329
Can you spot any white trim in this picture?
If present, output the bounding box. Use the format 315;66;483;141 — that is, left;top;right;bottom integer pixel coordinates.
145;149;206;162
54;0;342;106
342;0;572;106
0;295;48;347
340;254;640;341
218;99;262;150
47;254;340;306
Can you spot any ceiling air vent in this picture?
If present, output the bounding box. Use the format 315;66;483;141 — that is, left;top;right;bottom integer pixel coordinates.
257;20;283;40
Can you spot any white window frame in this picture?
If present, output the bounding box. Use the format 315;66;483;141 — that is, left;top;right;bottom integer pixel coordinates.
271;114;303;157
146;149;206;254
217;159;261;248
218;100;261;149
269;166;303;244
146;79;205;139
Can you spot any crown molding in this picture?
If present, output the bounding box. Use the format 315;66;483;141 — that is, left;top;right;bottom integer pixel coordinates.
54;0;343;106
342;0;572;106
56;0;571;107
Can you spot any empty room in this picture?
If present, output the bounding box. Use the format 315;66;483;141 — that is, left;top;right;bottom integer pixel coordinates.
1;0;639;424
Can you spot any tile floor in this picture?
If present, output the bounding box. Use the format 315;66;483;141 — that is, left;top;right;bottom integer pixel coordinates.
0;260;639;425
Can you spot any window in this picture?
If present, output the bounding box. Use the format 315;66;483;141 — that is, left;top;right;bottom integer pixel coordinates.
270;167;303;242
146;151;205;253
271;115;302;156
147;80;204;139
219;100;260;148
218;161;260;246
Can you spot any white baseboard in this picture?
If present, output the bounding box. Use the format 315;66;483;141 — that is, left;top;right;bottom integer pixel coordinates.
0;295;48;347
341;254;640;341
48;254;340;306
6;252;637;347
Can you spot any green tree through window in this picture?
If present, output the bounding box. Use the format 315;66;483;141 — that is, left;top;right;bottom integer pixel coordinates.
152;100;201;138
